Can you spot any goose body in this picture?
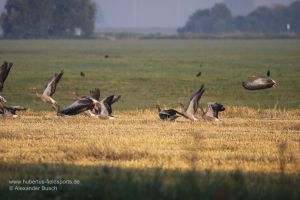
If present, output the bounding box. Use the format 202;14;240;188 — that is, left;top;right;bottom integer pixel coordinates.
242;77;276;90
156;105;188;121
36;70;63;111
243;69;276;90
58;97;99;116
0;106;27;118
90;95;121;119
202;102;225;121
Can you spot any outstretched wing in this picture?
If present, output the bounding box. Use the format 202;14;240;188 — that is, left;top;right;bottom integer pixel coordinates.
60;97;93;115
90;88;100;101
43;70;64;96
0;62;13;92
186;85;205;114
111;95;121;104
4;106;27;115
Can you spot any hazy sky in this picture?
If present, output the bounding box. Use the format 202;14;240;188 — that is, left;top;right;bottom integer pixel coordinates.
94;0;294;28
0;0;295;28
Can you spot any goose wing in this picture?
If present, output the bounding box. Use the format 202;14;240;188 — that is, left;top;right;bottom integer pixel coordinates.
186;85;205;114
98;95;115;116
111;95;121;104
43;70;64;96
0;62;13;92
4;106;27;114
89;88;100;101
60;97;94;115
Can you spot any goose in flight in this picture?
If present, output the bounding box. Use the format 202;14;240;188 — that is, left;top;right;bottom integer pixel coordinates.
242;77;276;90
242;70;276;90
180;85;205;121
0;106;27;118
0;61;13;92
200;102;225;121
58;96;100;116
88;94;121;119
36;70;63;112
156;105;188;121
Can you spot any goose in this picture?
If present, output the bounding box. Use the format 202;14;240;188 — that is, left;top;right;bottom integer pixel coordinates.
201;102;225;121
88;95;121;119
0;61;13;92
156;105;188;121
0;106;27;118
242;77;277;90
58;97;100;116
180;85;205;121
36;70;63;112
80;72;85;77
242;70;277;90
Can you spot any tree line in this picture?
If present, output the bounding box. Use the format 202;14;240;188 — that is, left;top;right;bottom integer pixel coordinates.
0;0;96;38
178;1;300;34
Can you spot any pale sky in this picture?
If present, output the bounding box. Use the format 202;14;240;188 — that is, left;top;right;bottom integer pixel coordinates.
94;0;294;28
0;0;295;28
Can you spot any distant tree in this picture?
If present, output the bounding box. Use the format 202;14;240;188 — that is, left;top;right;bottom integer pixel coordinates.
286;0;300;32
178;0;300;34
178;3;234;34
0;0;96;38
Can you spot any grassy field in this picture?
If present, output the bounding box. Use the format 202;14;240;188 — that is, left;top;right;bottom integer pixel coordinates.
0;39;299;110
0;39;300;199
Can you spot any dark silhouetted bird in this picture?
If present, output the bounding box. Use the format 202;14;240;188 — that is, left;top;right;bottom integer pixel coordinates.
156;105;188;121
0;61;13;92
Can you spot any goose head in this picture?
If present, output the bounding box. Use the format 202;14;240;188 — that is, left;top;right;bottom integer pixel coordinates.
207;102;225;118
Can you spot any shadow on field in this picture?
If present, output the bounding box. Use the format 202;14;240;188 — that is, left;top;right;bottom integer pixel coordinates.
0;162;299;200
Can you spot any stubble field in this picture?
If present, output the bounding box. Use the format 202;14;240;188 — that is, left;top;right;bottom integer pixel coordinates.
0;39;300;199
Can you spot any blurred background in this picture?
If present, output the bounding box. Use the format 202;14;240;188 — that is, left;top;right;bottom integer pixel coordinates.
0;0;299;38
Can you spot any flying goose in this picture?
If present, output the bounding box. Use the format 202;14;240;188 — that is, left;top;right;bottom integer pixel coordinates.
0;61;13;92
88;95;121;119
201;102;225;121
156;105;188;121
180;85;205;121
242;70;276;90
36;70;63;112
0;106;27;118
58;96;100;116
